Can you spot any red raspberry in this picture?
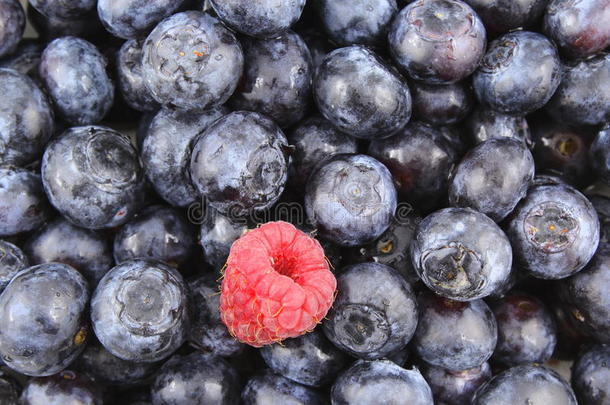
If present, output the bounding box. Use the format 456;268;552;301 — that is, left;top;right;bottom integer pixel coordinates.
219;221;337;347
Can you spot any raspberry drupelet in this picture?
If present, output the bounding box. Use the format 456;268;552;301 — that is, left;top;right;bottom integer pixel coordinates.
220;221;337;347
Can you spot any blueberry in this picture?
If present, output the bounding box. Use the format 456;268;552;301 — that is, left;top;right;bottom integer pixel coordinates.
116;40;160;112
0;166;51;237
558;243;610;343
530;116;594;187
323;262;418;359
545;53;610;127
141;106;227;208
199;208;248;271
315;0;398;47
473;31;561;115
0;263;89;376
24;218;113;287
39;37;114;125
449;138;535;221
27;5;106;44
187;275;246;357
0;68;54;167
231;30;312;128
590;194;610;244
544;0;610;58
506;183;600;279
591;127;610;185
491;292;557;366
463;0;549;36
209;0;306;39
90;259;188;362
260;329;350;387
97;0;190;40
287;116;358;190
0;369;20;404
141;11;244;111
368;121;461;211
21;370;103;404
28;0;95;19
0;240;27;292
151;352;240;405
113;205;195;267
297;28;334;70
313;46;412;140
0;0;25;58
305;154;397;246
413;292;497;370
411;208;512;300
410;80;474;126
0;39;43;76
41;126;146;230
420;362;491;405
242;371;326;405
388;0;486;84
331;359;433;405
190;111;289;216
76;340;160;386
465;107;532;147
472;364;577;405
571;344;610;405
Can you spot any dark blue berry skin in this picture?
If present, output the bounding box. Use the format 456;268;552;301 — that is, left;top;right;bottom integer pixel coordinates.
21;370;103;405
466;107;532;147
314;46;412;140
0;166;52;237
368;121;461;211
152;352;239;405
544;0;610;58
388;0;486;84
287;116;358;190
39;37;114;125
141;106;227;208
209;0;305;39
24;218;113;287
260;329;350;387
591;127;610;185
0;68;54;167
29;0;95;19
530;117;593;187
190;111;289;217
305;154;397;246
472;365;577;405
348;215;422;284
0;263;89;377
463;0;549;36
571;344;610;405
0;39;43;76
76;340;160;387
473;31;562;115
420;362;491;405
113;205;196;267
545;53;610;127
411;80;474;126
97;0;189;40
0;0;25;58
297;29;334;70
315;0;398;47
558;243;610;343
27;5;106;44
413;292;497;371
506;183;600;280
242;371;325;405
231;31;312;128
411;208;512;300
199;208;248;271
590;194;610;244
141;11;244;111
90;259;188;363
491;292;557;366
449;138;535;222
332;359;434;405
0;369;20;404
42;126;146;230
187;275;245;357
0;240;27;292
116;40;159;112
323;262;418;360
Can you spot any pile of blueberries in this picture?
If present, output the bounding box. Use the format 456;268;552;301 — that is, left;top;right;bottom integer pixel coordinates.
0;0;609;403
